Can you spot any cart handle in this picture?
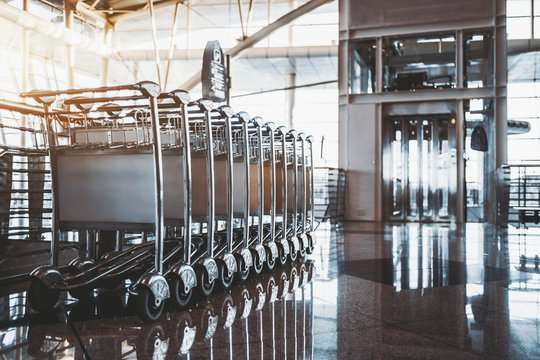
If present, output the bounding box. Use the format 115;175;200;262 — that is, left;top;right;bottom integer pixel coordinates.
20;81;160;99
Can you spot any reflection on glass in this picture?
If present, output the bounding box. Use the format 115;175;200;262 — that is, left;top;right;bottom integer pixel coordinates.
464;30;494;88
349;39;376;94
392;121;402;216
422;120;433;218
438;120;449;218
408;120;418;218
382;33;456;91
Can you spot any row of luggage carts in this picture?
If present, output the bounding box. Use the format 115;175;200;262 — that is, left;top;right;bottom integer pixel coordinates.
19;81;316;322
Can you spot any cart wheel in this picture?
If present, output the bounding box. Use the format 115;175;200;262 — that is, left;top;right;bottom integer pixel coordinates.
306;234;314;255
196;266;215;298
265;247;276;271
277;243;288;266
136;286;165;322
218;261;234;290
288;241;298;262
251;249;264;275
28;277;60;312
235;254;250;282
170;275;193;308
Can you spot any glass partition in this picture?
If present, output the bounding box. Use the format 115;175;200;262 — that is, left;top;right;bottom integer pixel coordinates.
349;39;376;94
382;33;456;91
464;30;494;88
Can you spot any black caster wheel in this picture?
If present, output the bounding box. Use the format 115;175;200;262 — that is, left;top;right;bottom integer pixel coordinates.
288;241;298;262
28;277;61;312
251;249;264;275
305;234;314;255
196;266;215;298
218;261;234;290
136;286;165;322
68;258;94;300
170;275;193;308
277;243;288;266
265;247;276;271
235;254;250;283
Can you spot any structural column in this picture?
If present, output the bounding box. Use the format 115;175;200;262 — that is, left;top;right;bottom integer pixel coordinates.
65;0;75;88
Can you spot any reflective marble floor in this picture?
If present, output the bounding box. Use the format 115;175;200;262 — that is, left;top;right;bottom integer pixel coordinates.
0;222;539;359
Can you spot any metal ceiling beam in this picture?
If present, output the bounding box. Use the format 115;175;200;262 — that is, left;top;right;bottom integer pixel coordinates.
0;1;117;59
179;0;334;91
108;0;184;26
118;45;337;60
75;1;113;27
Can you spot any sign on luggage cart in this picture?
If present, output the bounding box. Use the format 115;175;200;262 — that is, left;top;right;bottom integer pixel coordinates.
202;40;228;103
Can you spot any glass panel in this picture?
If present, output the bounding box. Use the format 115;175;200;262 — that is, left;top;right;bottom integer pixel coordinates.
349;39;377;94
382;33;456;91
422;120;433;218
507;17;532;39
437;120;449;218
507;0;532;16
392;121;403;216
408;120;419;218
464;30;494;88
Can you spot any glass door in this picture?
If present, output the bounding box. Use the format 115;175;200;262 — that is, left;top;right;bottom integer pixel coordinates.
383;115;456;222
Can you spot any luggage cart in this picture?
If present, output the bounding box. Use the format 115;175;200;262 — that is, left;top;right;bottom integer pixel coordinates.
19;82;196;321
18;81;316;322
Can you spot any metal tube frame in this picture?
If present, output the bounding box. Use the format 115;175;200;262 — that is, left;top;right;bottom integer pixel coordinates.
203;107;216;258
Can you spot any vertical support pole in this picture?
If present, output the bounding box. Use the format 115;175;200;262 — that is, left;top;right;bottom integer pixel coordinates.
268;125;277;243
286;60;296;129
164;3;181;92
64;1;75;89
456;30;464;89
239;114;250;248
102;24;113;86
224;114;234;252
149;96;164;274
256;120;265;244
180;102;193;264
204;108;216;258
493;0;508;225
456;101;465;224
43;104;59;266
148;0;162;87
186;0;191;49
376;37;383;93
291;133;298;236
226;54;231;106
456;30;465;224
280;130;288;240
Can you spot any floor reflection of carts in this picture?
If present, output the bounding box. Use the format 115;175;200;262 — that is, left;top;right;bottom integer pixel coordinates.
19;81;316;321
22;261;314;359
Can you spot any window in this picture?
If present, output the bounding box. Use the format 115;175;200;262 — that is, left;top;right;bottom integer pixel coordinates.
349;39;376;94
382;33;456;91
